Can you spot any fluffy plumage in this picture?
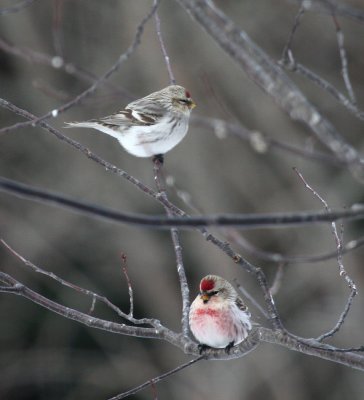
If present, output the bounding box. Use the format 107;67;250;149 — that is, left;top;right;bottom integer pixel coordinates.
65;85;195;157
189;275;252;351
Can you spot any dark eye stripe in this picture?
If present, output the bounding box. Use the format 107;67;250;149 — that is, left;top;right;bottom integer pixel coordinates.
199;290;219;297
178;99;192;105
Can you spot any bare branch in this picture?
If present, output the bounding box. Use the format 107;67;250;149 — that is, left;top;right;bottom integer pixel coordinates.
281;4;305;64
2;176;364;229
52;0;65;57
269;264;285;297
259;327;364;371
316;290;356;342
332;14;356;104
303;62;363;121
224;226;364;264
154;2;176;85
108;357;204;400
121;253;134;318
88;295;97;314
153;158;190;337
150;381;158;400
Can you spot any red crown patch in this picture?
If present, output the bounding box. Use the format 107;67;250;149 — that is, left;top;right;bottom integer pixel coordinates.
200;278;215;291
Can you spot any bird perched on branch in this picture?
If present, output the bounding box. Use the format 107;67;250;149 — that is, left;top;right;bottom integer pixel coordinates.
65;85;195;162
189;275;252;353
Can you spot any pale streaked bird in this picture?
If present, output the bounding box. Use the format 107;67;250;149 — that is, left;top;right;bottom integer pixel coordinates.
65;85;195;160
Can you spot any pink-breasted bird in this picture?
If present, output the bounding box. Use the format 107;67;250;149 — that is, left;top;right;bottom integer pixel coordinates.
189;275;252;353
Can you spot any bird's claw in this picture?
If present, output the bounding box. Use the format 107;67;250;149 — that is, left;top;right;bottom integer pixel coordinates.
224;341;235;354
197;344;211;355
152;154;164;165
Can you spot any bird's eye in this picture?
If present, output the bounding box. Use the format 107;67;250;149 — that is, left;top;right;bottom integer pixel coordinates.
210;290;219;296
178;98;190;105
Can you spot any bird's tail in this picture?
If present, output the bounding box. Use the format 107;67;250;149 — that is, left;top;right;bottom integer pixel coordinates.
64;121;97;129
64;121;122;141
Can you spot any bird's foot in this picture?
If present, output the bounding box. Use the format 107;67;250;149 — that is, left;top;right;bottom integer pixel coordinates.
224;341;235;354
152;154;164;165
197;344;211;355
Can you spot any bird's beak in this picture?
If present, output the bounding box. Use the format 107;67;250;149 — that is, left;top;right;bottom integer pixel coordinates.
189;100;196;109
200;293;210;302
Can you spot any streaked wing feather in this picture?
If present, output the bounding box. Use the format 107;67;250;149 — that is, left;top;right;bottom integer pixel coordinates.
236;297;249;313
97;108;161;128
127;96;166;116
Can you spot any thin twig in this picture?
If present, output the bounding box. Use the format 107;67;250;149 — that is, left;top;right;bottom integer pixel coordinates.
223;227;364;264
154;4;176;85
258;327;364;371
270;264;285;297
153;158;167;195
318;346;364;353
0;285;23;292
153;159;190;338
150;381;158;400
281;48;364;121
108;356;204;400
31;78;69;101
279;9;364;122
88;295;97;314
332;14;356;104
52;0;65;57
121;253;134;318
166;174;205;215
201;72;238;122
293;167;357;293
316;290;356;342
291;334;364;354
293;167;357;340
281;4;305;65
234;279;269;319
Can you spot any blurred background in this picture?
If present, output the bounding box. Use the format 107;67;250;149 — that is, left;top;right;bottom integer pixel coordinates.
1;0;364;399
